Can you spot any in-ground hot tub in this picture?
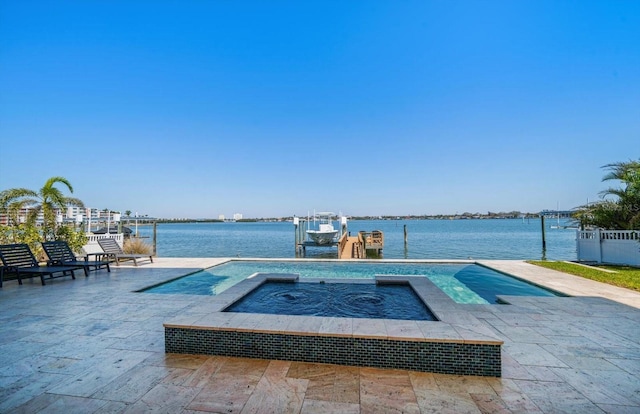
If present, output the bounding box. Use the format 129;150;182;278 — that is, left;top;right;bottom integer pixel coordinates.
225;278;437;321
164;273;503;377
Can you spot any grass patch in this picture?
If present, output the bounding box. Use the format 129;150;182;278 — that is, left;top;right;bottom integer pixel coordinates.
527;261;640;292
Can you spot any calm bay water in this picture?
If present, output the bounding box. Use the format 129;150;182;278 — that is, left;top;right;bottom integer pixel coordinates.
136;218;577;261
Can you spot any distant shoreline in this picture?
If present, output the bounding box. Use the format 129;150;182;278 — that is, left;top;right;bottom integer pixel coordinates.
151;214;565;224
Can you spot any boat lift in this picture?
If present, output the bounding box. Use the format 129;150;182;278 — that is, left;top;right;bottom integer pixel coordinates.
294;216;346;257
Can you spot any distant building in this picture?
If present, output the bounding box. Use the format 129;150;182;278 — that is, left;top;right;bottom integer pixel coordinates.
233;213;243;221
65;206;84;220
218;214;225;221
67;208;109;221
0;208;44;225
0;206;120;226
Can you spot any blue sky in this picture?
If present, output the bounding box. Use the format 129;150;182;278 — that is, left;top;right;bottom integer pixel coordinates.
1;1;638;218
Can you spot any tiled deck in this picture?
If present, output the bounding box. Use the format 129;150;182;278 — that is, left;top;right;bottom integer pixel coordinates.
1;258;640;413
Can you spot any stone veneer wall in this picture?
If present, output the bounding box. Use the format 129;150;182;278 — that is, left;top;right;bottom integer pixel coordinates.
165;327;502;377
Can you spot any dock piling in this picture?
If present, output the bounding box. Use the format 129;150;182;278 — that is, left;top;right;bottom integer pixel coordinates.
540;215;546;251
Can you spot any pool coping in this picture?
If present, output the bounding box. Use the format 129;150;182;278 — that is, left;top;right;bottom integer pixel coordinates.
164;273;504;376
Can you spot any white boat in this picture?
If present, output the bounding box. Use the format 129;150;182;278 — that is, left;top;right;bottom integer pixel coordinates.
306;212;339;245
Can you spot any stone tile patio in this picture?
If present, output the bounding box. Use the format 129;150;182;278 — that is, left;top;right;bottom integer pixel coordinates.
1;258;639;413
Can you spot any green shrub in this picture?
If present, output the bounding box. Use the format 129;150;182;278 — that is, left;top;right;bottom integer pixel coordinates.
0;223;42;252
55;225;88;254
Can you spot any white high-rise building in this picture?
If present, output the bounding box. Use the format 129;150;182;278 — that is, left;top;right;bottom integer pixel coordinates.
233;213;243;221
218;214;225;221
65;206;84;220
1;206;99;225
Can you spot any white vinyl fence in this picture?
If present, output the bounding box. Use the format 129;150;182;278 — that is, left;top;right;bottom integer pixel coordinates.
576;229;640;266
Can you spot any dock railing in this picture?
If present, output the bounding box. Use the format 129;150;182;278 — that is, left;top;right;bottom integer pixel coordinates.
355;232;365;258
365;230;384;249
338;232;349;258
576;229;640;266
359;230;384;257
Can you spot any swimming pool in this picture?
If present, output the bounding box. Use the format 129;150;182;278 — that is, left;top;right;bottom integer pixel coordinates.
142;260;563;304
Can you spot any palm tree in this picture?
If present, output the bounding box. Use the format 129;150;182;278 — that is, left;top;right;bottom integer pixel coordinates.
0;176;84;241
574;160;640;229
0;188;35;227
601;160;640;194
0;188;39;244
600;160;640;229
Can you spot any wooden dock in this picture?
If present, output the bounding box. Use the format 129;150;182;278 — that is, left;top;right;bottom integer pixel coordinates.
294;217;383;259
339;234;362;259
338;230;384;259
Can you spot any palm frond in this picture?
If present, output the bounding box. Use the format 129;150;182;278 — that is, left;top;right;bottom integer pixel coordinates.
0;188;38;209
43;176;74;193
64;197;85;209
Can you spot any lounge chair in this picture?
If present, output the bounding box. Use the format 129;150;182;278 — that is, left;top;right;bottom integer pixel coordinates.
0;243;77;287
42;241;111;277
97;238;153;266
